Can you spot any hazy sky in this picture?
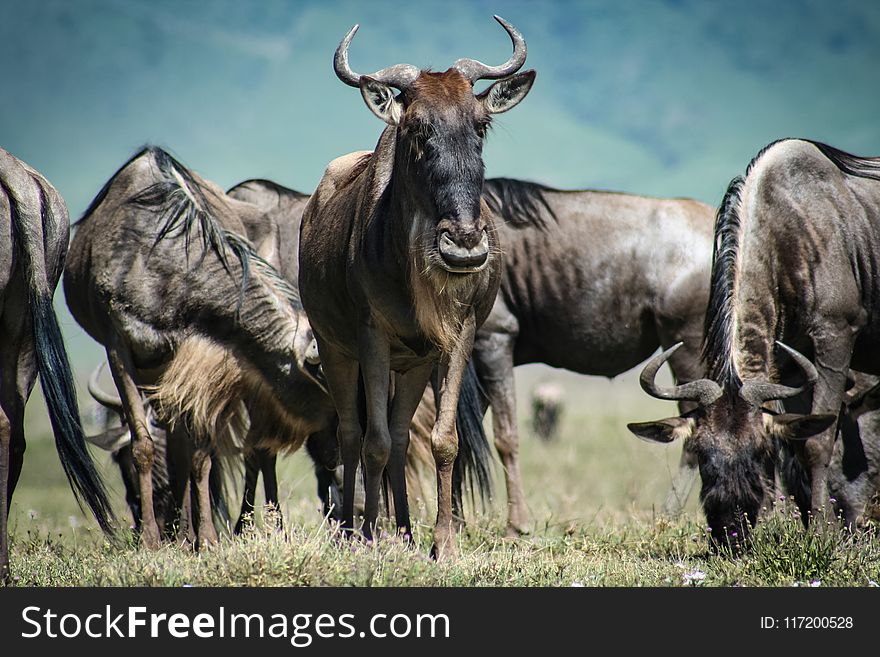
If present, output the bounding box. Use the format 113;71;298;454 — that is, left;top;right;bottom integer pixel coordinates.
2;0;880;368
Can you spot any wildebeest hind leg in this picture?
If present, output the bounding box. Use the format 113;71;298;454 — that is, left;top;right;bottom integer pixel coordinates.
191;438;218;548
234;446;261;535
107;337;161;549
0;344;35;582
472;331;528;535
0;398;11;583
260;449;282;529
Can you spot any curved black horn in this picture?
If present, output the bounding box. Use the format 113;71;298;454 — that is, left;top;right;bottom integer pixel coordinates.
453;15;527;83
334;24;421;90
739;341;819;406
639;343;723;406
88;361;124;414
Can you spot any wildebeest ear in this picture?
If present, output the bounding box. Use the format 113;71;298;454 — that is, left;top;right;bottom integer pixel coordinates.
627;417;694;444
770;413;837;441
477;69;536;114
359;76;403;125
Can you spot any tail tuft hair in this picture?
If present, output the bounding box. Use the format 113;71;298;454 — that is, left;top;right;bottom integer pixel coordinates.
453;360;493;511
31;291;116;533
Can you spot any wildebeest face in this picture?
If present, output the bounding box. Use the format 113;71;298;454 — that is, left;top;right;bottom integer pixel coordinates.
627;342;836;551
360;69;535;273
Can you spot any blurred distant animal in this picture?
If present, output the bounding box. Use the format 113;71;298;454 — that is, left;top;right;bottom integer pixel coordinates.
530;382;564;442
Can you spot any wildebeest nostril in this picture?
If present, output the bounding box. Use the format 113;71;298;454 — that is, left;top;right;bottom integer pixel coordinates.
438;230;489;270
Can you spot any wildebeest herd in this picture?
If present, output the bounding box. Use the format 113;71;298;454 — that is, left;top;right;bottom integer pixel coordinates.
2;16;880;581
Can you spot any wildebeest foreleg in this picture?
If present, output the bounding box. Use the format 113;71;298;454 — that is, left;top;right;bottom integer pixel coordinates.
107;338;161;549
472;331;528;536
357;322;393;542
803;333;854;521
431;315;477;559
316;342;361;534
388;364;433;542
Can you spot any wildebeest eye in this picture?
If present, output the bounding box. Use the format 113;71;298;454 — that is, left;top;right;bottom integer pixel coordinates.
475;118;491;137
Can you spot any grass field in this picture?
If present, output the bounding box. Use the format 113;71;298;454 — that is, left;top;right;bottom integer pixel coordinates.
7;365;880;587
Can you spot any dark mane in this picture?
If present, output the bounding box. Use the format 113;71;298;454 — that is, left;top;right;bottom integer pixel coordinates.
701;138;880;387
701;140;786;388
482;177;558;229
128;146;243;275
82;145;301;315
810;141;880;182
226;178;309;199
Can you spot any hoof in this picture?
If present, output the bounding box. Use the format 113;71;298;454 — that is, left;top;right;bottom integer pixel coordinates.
141;523;161;550
505;523;530;538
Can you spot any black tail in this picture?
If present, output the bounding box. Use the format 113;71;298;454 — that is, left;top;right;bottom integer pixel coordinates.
453;360;493;511
30;292;116;534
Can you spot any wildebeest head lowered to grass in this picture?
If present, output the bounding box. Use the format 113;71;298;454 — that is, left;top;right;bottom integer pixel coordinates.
299;15;535;557
65;146;330;549
0;148;115;582
629;139;880;550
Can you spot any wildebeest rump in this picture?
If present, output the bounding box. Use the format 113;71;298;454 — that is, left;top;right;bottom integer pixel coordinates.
64;145;325;549
0;147;115;581
475;179;715;533
299;16;534;556
629;139;880;548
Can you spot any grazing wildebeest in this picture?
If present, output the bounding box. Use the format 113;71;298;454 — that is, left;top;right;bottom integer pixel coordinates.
0;147;114;581
628;139;880;549
300;16;534;556
530;382;564;442
64;145;326;549
474;178;715;533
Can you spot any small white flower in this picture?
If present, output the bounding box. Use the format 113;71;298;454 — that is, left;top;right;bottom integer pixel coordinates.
809;580;821;587
683;569;706;586
570;582;584;587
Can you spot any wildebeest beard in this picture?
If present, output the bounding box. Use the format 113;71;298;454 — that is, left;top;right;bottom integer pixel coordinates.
391;103;497;354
